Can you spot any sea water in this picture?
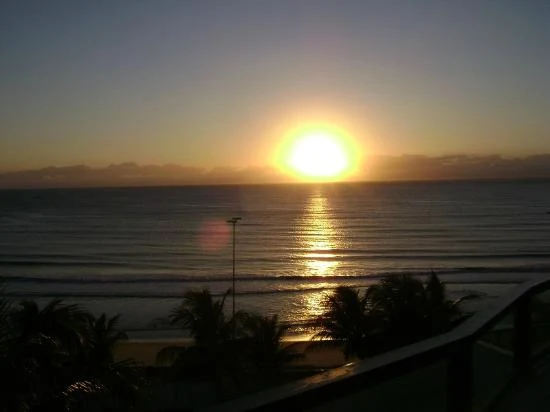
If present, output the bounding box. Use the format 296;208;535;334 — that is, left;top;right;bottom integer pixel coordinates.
1;180;549;336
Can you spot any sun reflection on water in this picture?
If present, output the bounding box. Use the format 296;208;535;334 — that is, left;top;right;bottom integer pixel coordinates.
289;190;344;324
300;192;341;277
303;287;333;318
289;287;334;332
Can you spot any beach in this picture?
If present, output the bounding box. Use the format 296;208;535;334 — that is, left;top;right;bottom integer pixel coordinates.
114;338;347;369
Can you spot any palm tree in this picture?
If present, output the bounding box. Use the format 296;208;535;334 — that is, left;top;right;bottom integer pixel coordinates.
157;288;244;397
424;271;475;331
66;313;146;411
12;299;90;355
367;273;477;349
0;289;13;345
168;289;235;347
0;296;145;411
313;287;380;360
86;314;128;365
160;289;302;398
314;273;477;359
5;299;91;411
366;274;433;348
240;314;299;381
0;289;34;412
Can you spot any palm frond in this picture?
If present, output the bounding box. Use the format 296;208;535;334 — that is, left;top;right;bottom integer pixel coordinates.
155;345;188;366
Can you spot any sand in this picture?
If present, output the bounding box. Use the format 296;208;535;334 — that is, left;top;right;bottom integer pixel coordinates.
113;338;347;369
114;339;193;366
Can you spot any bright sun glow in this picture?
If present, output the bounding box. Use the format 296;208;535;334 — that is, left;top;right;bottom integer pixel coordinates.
277;125;358;181
289;133;348;178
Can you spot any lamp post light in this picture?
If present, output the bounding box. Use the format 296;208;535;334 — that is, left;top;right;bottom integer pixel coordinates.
226;217;241;320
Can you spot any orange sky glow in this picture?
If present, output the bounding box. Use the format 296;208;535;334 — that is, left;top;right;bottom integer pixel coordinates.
1;2;549;188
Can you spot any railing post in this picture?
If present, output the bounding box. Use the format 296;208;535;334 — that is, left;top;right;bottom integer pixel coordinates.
513;296;532;377
447;344;473;412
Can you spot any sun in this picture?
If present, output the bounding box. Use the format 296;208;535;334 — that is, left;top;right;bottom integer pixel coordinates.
288;133;348;178
277;125;358;181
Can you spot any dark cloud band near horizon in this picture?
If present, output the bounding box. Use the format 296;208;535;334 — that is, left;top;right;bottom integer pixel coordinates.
2;154;550;189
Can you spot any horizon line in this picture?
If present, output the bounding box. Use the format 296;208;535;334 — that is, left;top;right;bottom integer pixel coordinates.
2;176;550;192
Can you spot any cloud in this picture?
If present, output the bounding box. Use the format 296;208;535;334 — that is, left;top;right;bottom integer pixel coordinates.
0;163;286;189
367;154;550;181
1;155;550;189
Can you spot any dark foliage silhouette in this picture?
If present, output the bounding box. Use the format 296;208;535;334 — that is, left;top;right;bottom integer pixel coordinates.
158;289;297;397
240;313;300;381
0;294;146;411
314;273;477;359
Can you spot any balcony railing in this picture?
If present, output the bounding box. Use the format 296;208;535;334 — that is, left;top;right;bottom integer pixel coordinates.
207;275;550;412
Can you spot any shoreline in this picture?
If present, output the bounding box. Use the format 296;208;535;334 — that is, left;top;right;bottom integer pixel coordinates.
114;336;346;369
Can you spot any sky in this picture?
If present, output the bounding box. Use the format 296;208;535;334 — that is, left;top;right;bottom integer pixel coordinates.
1;1;550;186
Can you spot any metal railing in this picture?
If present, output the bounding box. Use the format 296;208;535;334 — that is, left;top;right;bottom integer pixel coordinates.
208;275;550;412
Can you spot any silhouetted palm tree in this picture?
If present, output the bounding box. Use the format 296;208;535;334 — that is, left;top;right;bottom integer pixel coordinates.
241;313;299;381
0;290;33;412
314;273;477;359
5;299;91;410
0;288;12;342
367;273;477;349
367;274;433;348
0;296;145;411
158;288;245;398
86;313;128;365
14;298;90;351
67;313;145;411
159;289;300;398
168;289;236;347
424;271;474;330
313;286;380;359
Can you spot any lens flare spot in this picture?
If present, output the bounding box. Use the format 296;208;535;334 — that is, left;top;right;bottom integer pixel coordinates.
198;220;230;252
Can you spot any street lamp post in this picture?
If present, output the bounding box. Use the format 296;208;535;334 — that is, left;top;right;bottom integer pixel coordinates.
226;217;241;320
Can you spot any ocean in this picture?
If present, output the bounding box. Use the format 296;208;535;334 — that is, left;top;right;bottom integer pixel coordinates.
1;180;549;337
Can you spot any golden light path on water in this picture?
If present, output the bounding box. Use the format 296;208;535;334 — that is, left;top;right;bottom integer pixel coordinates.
303;194;339;276
294;190;343;322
